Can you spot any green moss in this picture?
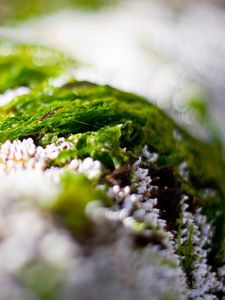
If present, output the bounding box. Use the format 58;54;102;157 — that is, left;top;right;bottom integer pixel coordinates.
1;79;224;196
0;42;74;93
50;172;110;232
0;42;224;268
19;263;61;300
177;217;195;285
53;124;130;169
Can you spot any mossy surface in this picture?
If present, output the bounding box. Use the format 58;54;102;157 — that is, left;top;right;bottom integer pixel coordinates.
0;42;224;278
0;42;74;93
52;172;111;232
0;72;224;199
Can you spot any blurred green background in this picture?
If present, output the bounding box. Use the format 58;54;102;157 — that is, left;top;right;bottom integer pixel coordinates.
0;0;118;23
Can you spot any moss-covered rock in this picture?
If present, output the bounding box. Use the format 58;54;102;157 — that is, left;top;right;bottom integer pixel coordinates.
0;41;224;299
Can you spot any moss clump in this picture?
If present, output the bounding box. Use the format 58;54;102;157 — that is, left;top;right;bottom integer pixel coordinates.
0;42;224;275
52;124;130;169
18;263;61;300
0;77;224;197
0;41;74;93
51;172;110;232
